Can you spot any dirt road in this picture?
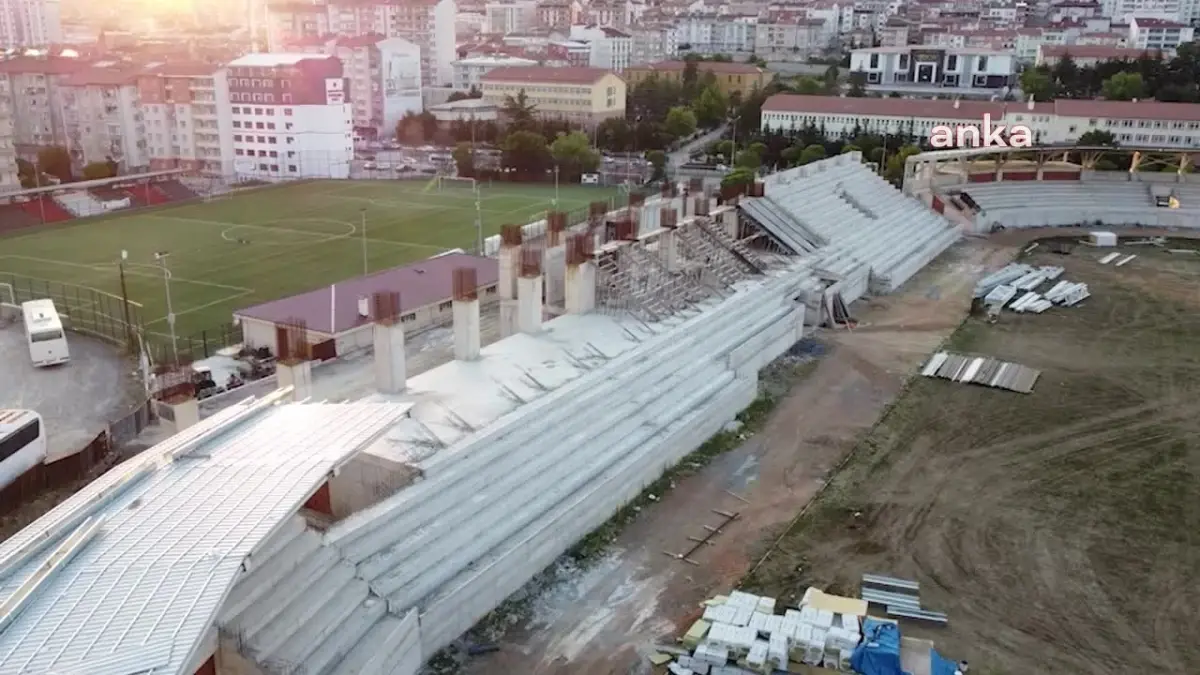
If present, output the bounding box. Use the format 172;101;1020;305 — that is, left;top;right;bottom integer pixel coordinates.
465;239;1017;675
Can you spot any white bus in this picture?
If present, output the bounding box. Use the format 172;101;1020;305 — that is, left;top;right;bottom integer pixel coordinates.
0;410;47;489
22;299;70;367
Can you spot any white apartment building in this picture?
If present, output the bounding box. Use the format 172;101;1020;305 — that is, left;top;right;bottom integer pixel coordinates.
674;14;758;54
485;0;537;33
761;94;1200;149
0;0;62;49
452;55;537;91
850;46;1017;96
224;53;353;181
138;62;234;176
59;66;148;172
326;36;423;137
629;25;679;65
754;19;826;57
0;77;18;192
1128;17;1195;51
266;0;457;89
569;24;633;72
1102;0;1200;24
0;55;76;160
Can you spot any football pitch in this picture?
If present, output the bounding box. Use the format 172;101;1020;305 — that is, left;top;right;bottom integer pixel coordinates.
0;180;620;347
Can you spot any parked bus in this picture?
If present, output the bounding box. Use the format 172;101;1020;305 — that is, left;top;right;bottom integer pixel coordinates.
0;410;47;490
22;299;69;367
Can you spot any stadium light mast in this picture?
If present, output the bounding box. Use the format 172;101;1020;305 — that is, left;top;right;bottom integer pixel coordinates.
118;250;133;349
360;208;368;276
154;251;177;363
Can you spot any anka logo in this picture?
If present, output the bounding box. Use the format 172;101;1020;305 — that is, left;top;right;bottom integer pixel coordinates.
930;114;1033;149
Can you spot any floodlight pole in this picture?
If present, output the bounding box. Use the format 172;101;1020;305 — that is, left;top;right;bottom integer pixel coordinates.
154;251;178;363
553;164;559;207
360;208;368;276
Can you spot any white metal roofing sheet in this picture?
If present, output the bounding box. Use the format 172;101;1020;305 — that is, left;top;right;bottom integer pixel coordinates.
0;399;409;675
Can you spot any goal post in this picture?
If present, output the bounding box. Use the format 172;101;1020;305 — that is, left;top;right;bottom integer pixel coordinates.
430;176;492;192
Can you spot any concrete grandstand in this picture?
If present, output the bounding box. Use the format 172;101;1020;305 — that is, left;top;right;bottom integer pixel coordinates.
0;153;962;675
903;145;1200;232
0;170;206;233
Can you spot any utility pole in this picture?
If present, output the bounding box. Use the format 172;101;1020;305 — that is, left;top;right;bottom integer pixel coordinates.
471;116;484;254
118;250;133;349
553;164;559;207
360;208;368;276
154;251;177;363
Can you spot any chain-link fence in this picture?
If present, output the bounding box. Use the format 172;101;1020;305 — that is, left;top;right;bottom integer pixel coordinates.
145;323;244;366
0;273;142;352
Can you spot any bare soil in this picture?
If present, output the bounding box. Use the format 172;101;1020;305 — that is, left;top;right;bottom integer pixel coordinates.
464;238;1016;675
741;242;1200;674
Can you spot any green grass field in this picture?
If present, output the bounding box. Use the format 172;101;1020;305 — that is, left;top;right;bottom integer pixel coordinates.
0;180;619;347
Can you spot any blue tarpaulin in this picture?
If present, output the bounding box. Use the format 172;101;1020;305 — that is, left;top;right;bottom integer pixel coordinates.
930;649;960;675
851;618;908;675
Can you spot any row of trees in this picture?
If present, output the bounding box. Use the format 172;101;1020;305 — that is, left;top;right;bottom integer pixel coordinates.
1019;42;1200;102
717;126;923;190
16;147;118;188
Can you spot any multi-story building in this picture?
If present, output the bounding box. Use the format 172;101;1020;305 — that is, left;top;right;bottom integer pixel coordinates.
0;55;79;161
59;65;148;172
1127;17;1195;51
624;60;769;98
877;20;912;48
485;0;537;33
629;25;678;65
138;62;233;176
1101;0;1199;24
452;55;538;91
754;19;827;57
673;14;758;55
535;0;580;29
546;40;591;66
850;46;1017;96
328;35;422;138
569;25;632;72
0;0;62;49
266;0;456;89
760;94;1200;149
1036;44;1155;67
224;53;353;181
480;65;624;128
0;76;18;192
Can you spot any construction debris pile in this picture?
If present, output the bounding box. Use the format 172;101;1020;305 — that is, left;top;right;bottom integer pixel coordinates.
859;574;947;625
975;263;1089;314
663;588;959;675
921;352;1041;394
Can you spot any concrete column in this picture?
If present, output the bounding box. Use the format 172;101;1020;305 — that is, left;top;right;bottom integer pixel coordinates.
497;245;517;300
276;360;313;401
722;208;738;239
499;300;518;337
543;245;566;308
659;230;677;271
564;262;596;314
518;274;543;333
452;298;481;360
372;322;406;394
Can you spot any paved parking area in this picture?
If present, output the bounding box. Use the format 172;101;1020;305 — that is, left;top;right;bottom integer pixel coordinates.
0;322;136;459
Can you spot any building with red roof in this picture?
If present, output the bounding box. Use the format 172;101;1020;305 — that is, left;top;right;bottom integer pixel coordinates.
480;65;625;127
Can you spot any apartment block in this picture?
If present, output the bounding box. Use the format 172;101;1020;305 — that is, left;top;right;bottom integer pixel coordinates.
0;0;62;49
485;0;538;33
1128;17;1195;51
850;46;1017;95
0;77;18;192
569;24;632;72
0;55;77;161
59;66;148;172
452;55;537;91
138;62;234;176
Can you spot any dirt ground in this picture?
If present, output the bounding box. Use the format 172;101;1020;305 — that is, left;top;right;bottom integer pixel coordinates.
741;239;1200;674
464;238;1018;675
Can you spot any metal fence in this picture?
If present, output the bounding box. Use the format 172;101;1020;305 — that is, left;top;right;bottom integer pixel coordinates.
146;323;244;365
0;397;156;519
0;273;142;352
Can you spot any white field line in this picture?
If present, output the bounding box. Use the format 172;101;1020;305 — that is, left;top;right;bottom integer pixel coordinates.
149;214;447;251
143;289;254;326
2;255;254;293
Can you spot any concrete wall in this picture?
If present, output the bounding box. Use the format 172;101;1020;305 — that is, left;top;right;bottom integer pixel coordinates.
329;452;422;520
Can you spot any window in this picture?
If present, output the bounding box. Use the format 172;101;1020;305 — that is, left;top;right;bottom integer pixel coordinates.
234;134;243;141
284;108;293;116
0;419;40;462
232;106;241;113
269;137;277;144
252;94;263;102
438;300;453;310
257;136;266;143
946;55;958;70
259;163;268;170
400;312;416;322
269;151;278;157
869;53;879;68
256;122;264;129
267;123;275;130
232;121;241;128
282;94;292;103
255;108;263;115
977;56;988;70
898;54;909;69
31;329;63;342
286;123;294;130
288;165;298;172
270;164;279;171
235;148;244;155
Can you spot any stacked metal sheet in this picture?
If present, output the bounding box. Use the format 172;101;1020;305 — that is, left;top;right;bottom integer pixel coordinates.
983;284;1017;307
921;352;1040;394
860;574;948;626
973;263;1031;298
1043;280;1090;306
1009;291;1052;313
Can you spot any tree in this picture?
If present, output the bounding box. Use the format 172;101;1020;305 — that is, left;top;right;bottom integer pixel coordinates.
16;158;37;188
822;66;840;93
1077;129;1117;146
721;166;755;190
447;86;483;102
452;142;476;177
646;149;667;181
1019;66;1056;102
664;106;697;139
82;161;115;181
735;148;761;169
628;75;682;122
397;112;425;144
798;144;827;165
37;146;72;183
501;90;538;131
781;146;804;166
693;86;728;128
884;144;921;184
501;130;551;180
847;71;868;97
596;117;634;152
792;76;824;95
1102;71;1145;100
714;140;734;161
549;131;600;181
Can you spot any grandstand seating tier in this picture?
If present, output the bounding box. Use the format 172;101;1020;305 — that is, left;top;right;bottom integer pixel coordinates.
960;180;1200;230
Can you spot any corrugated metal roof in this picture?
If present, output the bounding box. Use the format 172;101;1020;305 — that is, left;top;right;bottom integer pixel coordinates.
0;395;410;675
